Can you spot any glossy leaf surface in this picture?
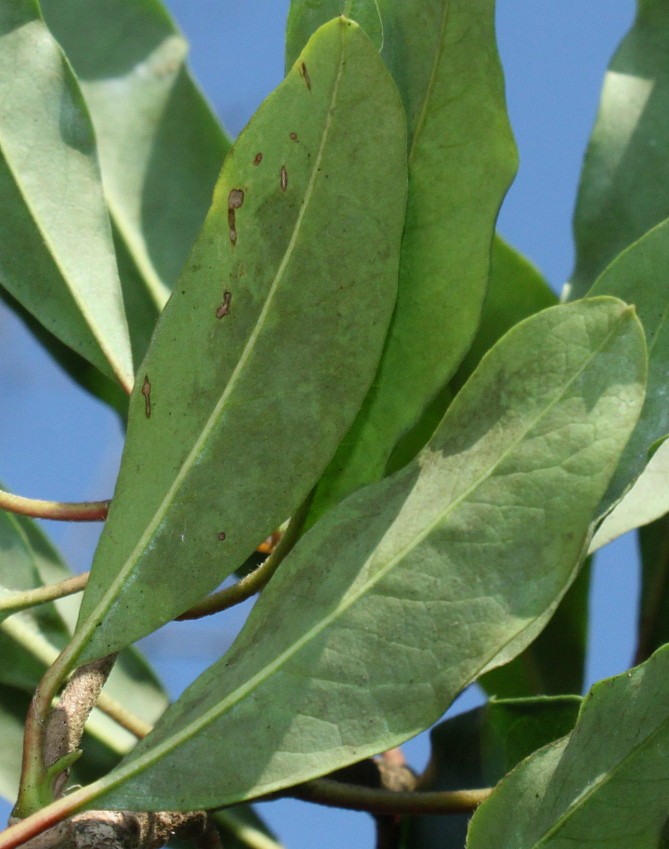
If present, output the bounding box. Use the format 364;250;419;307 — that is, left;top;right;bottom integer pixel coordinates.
388;236;556;476
74;19;408;663
306;0;518;522
588;218;669;515
86;298;645;811
286;0;383;60
570;0;669;297
41;0;230;323
450;237;556;395
0;0;133;389
404;697;580;849
468;645;669;849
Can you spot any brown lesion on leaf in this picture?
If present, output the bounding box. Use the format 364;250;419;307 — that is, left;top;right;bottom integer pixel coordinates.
141;375;152;419
216;291;232;319
300;61;311;90
227;188;245;245
217;532;226;541
289;132;298;142
253;152;263;165
280;165;288;191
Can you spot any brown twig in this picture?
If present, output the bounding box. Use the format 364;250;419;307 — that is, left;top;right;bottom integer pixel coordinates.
44;654;119;797
0;489;109;521
289;778;491;816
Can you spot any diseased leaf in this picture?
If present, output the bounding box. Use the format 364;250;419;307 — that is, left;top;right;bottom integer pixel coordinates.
635;513;669;665
590;436;669;552
0;0;133;389
570;0;669;297
41;0;231;326
403;697;580;849
387;236;556;475
587;218;669;515
467;645;669;849
83;298;645;811
73;18;408;664
286;0;383;59
306;0;518;523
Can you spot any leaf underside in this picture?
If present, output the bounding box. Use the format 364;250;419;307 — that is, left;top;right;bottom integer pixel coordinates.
83;297;644;812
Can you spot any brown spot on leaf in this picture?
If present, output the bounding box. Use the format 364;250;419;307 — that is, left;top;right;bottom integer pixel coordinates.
141;376;152;419
228;189;245;245
289;132;298;142
228;189;244;209
253;152;263;165
217;532;226;541
300;61;311;90
280;166;288;191
216;291;232;319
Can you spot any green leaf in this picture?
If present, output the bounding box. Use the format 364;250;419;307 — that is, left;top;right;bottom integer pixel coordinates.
286;0;383;60
479;561;591;698
73;18;408;664
467;644;669;849
306;0;518;523
83;298;645;811
387;236;556;475
635;513;669;665
403;697;580;849
40;0;231;326
0;0;133;390
450;237;557;396
590;436;669;552
588;218;669;515
570;0;669;298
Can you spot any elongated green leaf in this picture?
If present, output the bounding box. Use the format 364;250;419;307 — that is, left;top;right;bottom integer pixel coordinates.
635;513;669;665
305;0;518;523
73;18;408;664
387;236;556;475
590;436;669;552
82;298;645;811
570;0;669;298
403;697;580;849
467;644;669;849
286;1;382;58
41;0;231;323
0;0;133;389
587;218;669;515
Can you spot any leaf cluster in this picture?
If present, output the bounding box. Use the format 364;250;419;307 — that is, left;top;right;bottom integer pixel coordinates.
0;2;667;849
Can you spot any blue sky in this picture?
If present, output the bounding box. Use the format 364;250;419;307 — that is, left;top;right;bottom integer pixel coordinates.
0;3;640;847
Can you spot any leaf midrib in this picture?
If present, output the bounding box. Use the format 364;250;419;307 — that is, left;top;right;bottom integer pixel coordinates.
90;306;634;805
407;0;450;164
75;24;350;663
